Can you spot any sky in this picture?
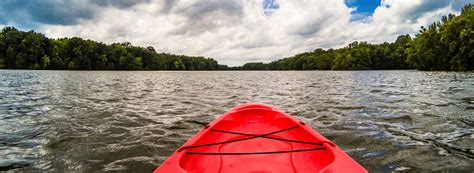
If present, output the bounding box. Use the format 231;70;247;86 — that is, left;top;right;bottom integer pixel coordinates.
0;0;472;66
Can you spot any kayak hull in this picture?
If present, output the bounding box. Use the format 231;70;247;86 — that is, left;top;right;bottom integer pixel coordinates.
154;103;367;173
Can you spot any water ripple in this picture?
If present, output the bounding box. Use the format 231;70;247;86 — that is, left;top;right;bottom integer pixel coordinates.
0;70;473;172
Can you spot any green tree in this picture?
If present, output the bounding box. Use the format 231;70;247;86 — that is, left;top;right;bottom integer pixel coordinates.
174;59;185;70
41;55;50;69
50;45;64;69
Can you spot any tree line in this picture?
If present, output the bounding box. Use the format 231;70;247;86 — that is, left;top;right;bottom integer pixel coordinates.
240;4;473;71
0;4;472;71
0;28;220;70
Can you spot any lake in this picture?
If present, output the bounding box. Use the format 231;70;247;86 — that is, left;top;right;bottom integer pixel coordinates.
0;70;473;172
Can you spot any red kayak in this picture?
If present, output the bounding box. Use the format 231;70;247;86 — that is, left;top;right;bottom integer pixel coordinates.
154;103;367;173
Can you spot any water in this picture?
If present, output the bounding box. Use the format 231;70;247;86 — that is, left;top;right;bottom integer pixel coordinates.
0;70;473;172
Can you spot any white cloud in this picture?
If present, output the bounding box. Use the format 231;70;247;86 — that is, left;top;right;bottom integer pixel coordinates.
38;0;469;66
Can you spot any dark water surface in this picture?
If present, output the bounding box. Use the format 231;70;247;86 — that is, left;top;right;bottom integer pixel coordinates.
1;70;473;172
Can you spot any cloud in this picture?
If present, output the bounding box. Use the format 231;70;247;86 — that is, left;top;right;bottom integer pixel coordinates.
1;0;471;66
92;0;152;9
374;0;450;24
0;0;150;26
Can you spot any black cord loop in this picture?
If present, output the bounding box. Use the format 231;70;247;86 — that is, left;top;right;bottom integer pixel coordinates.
186;147;326;155
211;129;323;146
177;126;299;152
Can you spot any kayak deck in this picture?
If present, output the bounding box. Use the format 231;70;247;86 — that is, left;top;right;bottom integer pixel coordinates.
155;103;367;173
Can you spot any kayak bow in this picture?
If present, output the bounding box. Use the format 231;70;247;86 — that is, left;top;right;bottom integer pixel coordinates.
154;103;367;173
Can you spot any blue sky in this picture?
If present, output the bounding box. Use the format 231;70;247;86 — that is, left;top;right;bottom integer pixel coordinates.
263;0;280;15
345;0;380;15
345;0;381;20
0;0;472;66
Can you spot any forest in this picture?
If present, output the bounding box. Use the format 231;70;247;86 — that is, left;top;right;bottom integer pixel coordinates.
0;28;220;70
0;4;472;71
